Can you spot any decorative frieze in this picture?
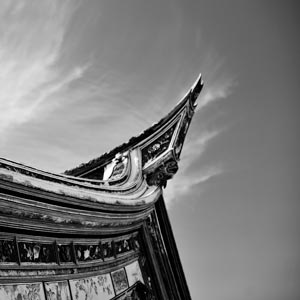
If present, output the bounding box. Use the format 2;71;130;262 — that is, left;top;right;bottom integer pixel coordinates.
102;241;115;260
75;244;102;262
58;244;74;263
18;242;56;264
115;237;133;256
0;234;140;268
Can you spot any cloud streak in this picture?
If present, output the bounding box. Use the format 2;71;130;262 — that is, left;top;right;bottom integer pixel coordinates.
197;51;236;111
0;0;84;141
164;130;223;208
164;52;235;208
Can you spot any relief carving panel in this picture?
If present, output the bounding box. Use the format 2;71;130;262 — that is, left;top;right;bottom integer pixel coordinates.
75;244;102;262
44;280;71;300
58;244;73;263
69;274;115;300
0;283;45;300
0;240;17;263
18;242;56;263
142;123;177;166
111;268;128;295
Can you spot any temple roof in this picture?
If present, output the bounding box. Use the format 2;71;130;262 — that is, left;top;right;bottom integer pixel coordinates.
64;74;203;178
0;74;202;300
0;74;203;209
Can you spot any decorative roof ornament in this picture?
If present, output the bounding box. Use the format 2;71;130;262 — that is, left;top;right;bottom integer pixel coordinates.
65;74;204;189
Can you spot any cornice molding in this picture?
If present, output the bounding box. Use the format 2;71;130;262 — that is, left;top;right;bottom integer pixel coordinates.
0;74;203;207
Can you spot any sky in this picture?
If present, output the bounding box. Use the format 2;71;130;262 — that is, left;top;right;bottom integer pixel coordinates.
0;1;299;299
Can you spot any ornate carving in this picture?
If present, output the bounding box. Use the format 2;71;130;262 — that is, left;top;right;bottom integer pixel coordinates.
18;242;56;263
133;236;141;251
110;161;126;179
0;234;139;267
106;153;128;181
142;123;177;166
58;244;73;263
102;241;114;259
145;159;178;188
75;244;102;262
0;240;17;263
111;268;129;294
115;238;133;255
70;274;115;300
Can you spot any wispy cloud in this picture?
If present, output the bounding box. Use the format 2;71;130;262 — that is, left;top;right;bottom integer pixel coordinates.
197;52;236;111
164;130;223;208
164;52;236;208
0;0;84;141
0;1;236;183
164;165;222;207
198;77;235;111
180;130;221;162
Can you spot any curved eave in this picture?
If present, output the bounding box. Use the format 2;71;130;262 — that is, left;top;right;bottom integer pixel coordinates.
64;74;203;177
0;149;161;211
0;74;203;209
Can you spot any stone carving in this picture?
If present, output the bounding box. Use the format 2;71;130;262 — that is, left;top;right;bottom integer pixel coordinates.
58;244;73;263
102;242;114;259
75;244;102;262
0;283;45;300
133;236;141;251
115;238;132;256
1;234;138;267
145;159;178;188
0;240;17;263
19;242;55;263
111;268;128;295
69;274;114;300
44;280;71;300
107;154;128;181
142;123;177;166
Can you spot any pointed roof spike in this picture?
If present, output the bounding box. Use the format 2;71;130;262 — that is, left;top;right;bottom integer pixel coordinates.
64;74;204;177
